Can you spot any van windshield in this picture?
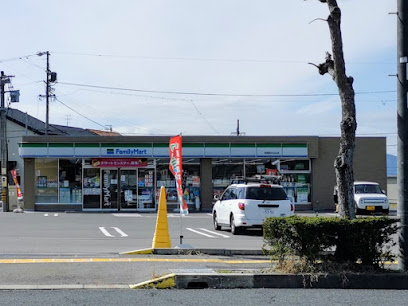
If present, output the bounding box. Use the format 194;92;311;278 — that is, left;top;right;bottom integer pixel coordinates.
245;186;287;200
354;184;382;194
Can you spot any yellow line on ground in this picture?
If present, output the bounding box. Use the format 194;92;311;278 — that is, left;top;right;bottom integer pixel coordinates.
0;258;267;264
0;258;398;265
224;260;271;264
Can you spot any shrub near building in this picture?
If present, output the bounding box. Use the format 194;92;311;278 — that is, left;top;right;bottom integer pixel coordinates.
263;216;399;271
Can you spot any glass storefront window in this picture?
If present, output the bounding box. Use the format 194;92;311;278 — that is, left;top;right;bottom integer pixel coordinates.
59;159;82;203
212;163;243;201
83;168;101;209
35;159;58;203
137;168;155;209
101;169;118;209
182;165;200;210
281;173;311;204
156;165;177;207
279;159;310;171
156;163;200;211
212;159;312;205
120;169;138;209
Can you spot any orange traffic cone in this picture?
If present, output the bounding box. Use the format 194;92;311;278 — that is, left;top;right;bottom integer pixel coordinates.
152;186;171;248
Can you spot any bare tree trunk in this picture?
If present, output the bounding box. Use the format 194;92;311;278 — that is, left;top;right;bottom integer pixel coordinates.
313;0;357;219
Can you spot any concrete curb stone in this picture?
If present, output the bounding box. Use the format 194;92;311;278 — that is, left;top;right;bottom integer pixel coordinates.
174;273;408;289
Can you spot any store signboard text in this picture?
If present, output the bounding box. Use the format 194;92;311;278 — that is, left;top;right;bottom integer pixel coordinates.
92;158;148;168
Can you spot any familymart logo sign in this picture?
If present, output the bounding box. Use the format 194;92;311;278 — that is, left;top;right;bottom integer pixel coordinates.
106;148;148;156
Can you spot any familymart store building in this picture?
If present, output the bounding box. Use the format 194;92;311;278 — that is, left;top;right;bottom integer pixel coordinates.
19;135;387;212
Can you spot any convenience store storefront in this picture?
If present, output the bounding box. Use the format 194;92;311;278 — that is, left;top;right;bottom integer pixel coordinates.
19;135;387;212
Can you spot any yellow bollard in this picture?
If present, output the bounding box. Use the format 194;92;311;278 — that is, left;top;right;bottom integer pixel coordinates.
152;186;171;248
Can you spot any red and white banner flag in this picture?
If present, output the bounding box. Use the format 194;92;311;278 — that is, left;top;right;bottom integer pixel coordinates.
169;135;188;215
10;169;23;200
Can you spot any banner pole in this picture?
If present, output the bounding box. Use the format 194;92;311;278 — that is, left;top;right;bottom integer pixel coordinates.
180;203;183;245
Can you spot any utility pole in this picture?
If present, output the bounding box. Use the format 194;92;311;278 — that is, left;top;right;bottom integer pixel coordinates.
45;51;50;135
38;51;57;135
397;0;408;272
0;71;7;211
1;71;12;212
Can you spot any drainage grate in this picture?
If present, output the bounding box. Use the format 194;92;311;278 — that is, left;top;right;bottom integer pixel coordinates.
187;282;209;289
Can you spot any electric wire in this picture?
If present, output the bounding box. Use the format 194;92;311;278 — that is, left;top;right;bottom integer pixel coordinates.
55;90;165;134
0;54;39;64
56;87;220;134
50;51;395;65
58;81;396;98
55;97;106;129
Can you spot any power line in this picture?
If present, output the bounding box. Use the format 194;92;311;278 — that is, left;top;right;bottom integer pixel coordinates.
0;54;39;64
58;82;396;98
55;97;106;129
50;51;395;65
57;87;397;105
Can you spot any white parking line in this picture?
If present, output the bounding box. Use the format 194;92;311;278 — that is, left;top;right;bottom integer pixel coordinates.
168;214;188;218
112;214;142;217
199;228;230;238
186;228;214;238
111;227;128;237
99;227;114;237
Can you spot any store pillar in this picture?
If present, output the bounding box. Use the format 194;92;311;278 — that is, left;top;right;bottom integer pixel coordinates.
23;158;35;210
200;158;213;211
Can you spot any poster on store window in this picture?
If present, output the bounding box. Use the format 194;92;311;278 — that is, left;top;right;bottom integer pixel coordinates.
169;135;188;215
296;187;309;203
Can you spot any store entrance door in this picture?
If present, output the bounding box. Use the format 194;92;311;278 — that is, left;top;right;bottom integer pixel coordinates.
83;167;155;211
102;169;119;210
120;168;155;210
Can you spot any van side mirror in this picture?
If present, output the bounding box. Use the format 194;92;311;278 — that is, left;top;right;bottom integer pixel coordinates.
382;190;386;195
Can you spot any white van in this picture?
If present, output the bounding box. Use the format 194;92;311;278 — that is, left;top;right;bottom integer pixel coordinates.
333;181;389;215
212;182;294;235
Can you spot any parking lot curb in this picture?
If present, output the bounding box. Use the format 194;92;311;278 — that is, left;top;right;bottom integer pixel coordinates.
129;273;176;289
121;248;264;256
174;272;408;289
121;248;154;255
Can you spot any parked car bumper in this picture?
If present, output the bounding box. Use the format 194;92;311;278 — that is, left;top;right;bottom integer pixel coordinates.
235;212;294;227
356;204;389;212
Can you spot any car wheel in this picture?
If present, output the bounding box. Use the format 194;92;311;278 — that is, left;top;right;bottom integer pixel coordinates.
230;215;241;235
383;208;389;215
354;204;362;216
213;212;221;231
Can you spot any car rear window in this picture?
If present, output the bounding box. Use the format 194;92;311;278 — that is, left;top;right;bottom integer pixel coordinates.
245;186;287;200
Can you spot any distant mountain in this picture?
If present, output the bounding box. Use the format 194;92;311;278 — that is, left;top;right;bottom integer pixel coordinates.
387;154;397;177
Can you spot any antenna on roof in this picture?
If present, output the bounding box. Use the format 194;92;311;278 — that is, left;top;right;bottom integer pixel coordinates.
65;115;71;126
231;119;245;136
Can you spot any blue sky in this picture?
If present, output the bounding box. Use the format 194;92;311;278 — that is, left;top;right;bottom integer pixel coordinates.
0;1;398;154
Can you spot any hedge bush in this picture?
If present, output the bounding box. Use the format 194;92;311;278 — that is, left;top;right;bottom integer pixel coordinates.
263;216;399;270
